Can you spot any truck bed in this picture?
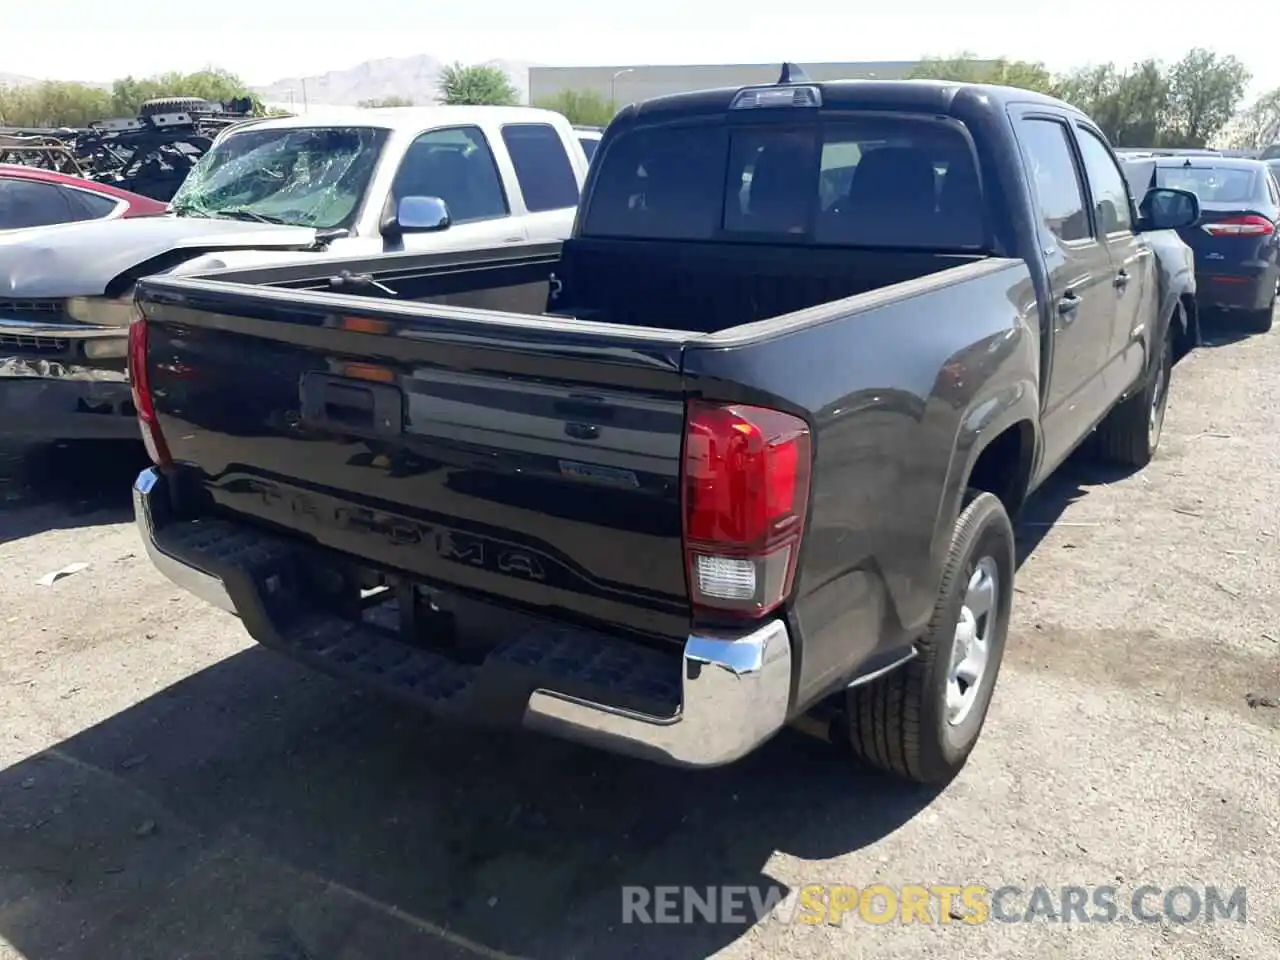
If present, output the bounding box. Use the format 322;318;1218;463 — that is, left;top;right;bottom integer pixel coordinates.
226;238;988;333
133;240;1013;652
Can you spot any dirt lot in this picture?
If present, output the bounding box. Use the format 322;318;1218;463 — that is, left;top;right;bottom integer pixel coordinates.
1;317;1277;960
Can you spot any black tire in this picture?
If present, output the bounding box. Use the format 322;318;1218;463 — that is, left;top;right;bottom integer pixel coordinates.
139;97;215;118
1242;281;1276;333
845;490;1015;785
1093;313;1174;468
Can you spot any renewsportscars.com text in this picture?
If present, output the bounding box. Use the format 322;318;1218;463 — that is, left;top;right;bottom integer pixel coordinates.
621;884;1248;926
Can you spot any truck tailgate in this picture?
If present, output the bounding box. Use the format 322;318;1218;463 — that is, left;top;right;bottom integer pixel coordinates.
136;279;694;640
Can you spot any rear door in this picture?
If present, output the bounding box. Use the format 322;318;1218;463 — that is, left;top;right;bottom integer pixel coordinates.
1071;121;1157;396
498;121;584;241
1011;111;1118;467
388;125;528;251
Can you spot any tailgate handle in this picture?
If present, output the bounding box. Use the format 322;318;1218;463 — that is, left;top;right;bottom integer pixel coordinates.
324;384;375;425
301;374;403;435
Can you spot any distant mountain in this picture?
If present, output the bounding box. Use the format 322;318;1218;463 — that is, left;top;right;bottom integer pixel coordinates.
252;57;538;107
2;56;537;107
0;71;109;90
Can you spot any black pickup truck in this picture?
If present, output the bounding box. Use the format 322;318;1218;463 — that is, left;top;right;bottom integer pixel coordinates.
129;69;1201;784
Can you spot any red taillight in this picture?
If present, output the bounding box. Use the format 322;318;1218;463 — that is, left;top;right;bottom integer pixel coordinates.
1201;215;1275;237
681;400;812;619
127;312;172;467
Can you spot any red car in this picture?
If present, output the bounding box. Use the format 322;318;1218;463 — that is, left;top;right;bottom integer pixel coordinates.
0;164;168;231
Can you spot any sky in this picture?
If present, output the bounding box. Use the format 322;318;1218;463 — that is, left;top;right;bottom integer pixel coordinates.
4;0;1277;101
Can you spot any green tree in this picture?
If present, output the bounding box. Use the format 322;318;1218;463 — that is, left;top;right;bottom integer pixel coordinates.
437;62;518;106
533;89;616;127
0;69;265;127
110;68;260;115
358;95;415;108
1162;48;1250;147
1226;87;1280;150
907;53;1055;94
1055;60;1170;146
0;81;112;127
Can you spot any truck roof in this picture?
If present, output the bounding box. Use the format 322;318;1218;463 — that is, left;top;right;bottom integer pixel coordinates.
226;105;569;134
618;75;1086;126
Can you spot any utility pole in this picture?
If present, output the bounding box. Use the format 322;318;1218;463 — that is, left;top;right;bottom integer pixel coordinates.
610;68;634;105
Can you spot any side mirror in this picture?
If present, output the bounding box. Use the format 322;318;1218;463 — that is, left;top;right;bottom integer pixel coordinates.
1139;187;1200;231
381;195;451;238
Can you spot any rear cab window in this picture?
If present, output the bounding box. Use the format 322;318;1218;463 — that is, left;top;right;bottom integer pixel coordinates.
582;115;987;249
500;122;581;212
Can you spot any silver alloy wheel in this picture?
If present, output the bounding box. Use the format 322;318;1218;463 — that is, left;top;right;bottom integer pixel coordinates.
945;556;998;727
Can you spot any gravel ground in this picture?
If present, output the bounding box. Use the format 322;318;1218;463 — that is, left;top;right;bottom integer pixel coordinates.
0;315;1277;960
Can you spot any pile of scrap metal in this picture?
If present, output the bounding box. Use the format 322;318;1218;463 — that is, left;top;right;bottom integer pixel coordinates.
0;96;256;202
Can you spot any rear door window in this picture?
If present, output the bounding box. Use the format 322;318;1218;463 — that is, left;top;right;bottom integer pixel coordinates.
1013;118;1090;243
582;116;986;249
501;123;580;212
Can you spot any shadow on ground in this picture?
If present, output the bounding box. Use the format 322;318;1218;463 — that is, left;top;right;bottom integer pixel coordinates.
0;399;1177;959
0;646;938;960
1013;446;1138;566
1194;303;1277;350
0;440;149;547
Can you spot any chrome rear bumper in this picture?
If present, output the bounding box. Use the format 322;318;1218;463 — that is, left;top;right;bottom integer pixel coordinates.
133;467;794;768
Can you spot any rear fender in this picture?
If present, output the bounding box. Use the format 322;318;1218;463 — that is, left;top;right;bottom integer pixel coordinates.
928;371;1041;614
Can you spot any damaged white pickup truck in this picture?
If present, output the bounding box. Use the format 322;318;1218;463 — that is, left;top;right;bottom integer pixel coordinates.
0;105;589;440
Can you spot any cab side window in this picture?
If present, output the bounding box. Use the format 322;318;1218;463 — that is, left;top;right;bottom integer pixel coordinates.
1015;118;1090;243
501;123;580;212
391;126;509;223
1074;126;1134;235
68;188;122;220
0;178;79;229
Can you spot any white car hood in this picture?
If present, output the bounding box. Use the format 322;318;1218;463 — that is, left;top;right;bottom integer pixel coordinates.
0;215;320;298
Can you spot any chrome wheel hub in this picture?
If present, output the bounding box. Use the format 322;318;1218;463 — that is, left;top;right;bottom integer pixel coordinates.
946;557;998;727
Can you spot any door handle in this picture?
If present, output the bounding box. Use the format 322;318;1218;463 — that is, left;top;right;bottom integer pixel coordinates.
502;236;524;243
1114;270;1131;289
1057;292;1082;321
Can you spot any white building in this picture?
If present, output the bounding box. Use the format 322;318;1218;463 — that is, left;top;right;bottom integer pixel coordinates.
527;61;989;107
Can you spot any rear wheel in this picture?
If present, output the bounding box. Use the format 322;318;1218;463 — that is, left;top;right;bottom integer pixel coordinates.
844;491;1015;784
1094;313;1174;468
1242;279;1276;334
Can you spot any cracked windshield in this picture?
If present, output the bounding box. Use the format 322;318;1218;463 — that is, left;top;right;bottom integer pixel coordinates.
170;126;388;227
2;4;1279;960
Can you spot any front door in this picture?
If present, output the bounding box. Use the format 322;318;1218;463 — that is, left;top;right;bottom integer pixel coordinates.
388;125;528;255
1012;113;1119;474
1071;122;1157;397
